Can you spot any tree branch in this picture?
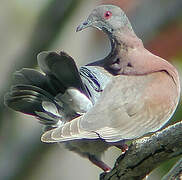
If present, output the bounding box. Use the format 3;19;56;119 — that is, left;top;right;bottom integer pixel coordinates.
100;121;182;180
162;157;182;180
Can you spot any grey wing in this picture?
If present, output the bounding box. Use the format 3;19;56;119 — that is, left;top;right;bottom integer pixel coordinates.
42;71;177;143
42;74;147;142
79;72;174;142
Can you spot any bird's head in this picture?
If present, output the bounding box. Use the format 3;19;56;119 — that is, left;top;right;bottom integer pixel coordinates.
76;5;133;34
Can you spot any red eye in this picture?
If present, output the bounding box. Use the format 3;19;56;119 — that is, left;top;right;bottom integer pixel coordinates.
104;11;112;19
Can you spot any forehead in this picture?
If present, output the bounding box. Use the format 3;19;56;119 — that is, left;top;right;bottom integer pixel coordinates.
92;5;122;16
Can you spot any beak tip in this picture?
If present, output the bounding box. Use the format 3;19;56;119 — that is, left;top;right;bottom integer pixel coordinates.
76;25;82;32
76;21;89;32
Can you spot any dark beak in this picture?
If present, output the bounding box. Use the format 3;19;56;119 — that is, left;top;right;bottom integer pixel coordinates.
76;20;92;32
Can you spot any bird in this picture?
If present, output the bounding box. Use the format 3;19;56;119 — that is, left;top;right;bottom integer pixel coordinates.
4;5;180;172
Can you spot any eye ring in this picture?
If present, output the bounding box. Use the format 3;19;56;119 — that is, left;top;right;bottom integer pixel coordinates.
104;11;112;19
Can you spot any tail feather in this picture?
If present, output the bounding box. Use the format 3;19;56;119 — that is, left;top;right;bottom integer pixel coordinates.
4;51;90;128
4;84;63;125
13;68;59;96
37;51;88;95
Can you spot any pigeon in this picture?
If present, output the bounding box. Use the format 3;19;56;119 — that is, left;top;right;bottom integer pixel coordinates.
4;5;180;172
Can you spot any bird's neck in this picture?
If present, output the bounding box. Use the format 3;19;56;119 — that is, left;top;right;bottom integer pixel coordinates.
101;29;143;72
106;29;143;63
86;29;180;94
86;28;142;67
108;30;180;90
111;29;143;51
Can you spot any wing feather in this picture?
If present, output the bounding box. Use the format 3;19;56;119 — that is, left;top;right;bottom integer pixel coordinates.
79;71;177;142
42;71;178;143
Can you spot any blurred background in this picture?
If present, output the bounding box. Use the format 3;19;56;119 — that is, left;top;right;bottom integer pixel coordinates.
0;0;182;179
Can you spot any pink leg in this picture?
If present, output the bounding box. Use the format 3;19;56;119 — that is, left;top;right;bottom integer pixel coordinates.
116;144;128;154
88;155;111;172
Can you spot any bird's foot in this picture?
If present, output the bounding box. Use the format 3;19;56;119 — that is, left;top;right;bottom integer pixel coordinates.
109;141;129;154
115;144;128;154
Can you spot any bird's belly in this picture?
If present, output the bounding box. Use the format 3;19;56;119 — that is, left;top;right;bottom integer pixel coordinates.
64;139;110;158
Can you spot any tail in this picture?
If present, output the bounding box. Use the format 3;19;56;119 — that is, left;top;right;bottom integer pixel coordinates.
4;51;89;127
